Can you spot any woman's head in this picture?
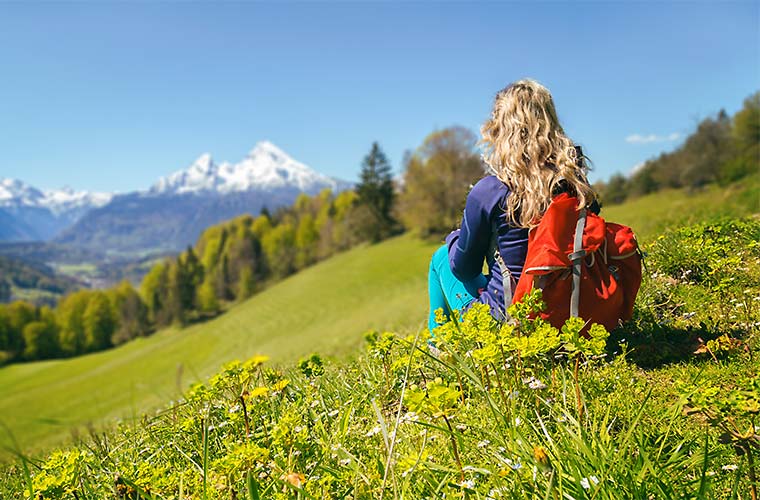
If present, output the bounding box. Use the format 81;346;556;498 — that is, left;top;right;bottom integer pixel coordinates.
480;79;595;228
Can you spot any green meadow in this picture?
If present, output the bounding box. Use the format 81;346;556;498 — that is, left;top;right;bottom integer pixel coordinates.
0;177;756;458
0;235;436;454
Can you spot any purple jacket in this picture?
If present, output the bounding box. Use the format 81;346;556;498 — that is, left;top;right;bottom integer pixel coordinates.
445;175;529;319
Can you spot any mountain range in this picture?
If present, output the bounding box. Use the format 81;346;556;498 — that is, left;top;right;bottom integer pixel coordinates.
1;141;349;253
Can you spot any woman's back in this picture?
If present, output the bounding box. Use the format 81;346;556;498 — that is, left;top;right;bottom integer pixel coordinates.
445;175;528;320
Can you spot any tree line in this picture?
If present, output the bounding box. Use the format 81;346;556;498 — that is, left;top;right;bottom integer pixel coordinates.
0;143;407;364
595;92;759;205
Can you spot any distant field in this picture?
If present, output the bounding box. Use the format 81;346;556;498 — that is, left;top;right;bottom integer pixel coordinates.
0;235;437;454
602;175;759;240
9;286;60;304
1;178;757;456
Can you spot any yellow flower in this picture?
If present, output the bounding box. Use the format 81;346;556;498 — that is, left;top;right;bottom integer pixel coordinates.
533;446;550;468
282;472;305;488
249;386;269;398
245;355;270;369
272;379;290;392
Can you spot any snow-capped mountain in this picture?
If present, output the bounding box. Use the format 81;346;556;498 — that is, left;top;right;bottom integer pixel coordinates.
151;141;343;195
0;178;112;214
3;141;349;250
0;178;113;241
52;141;351;253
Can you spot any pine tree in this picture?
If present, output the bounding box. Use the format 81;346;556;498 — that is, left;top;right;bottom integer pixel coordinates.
356;142;396;242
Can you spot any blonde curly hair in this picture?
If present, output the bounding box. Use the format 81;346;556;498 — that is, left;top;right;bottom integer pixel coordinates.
480;79;596;228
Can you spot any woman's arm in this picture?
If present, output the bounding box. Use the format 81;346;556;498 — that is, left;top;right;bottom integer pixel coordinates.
445;176;503;282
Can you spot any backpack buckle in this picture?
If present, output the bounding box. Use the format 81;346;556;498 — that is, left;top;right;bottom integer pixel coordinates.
567;250;587;261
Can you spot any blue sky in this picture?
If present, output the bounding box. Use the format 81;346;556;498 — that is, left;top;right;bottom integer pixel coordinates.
0;1;758;192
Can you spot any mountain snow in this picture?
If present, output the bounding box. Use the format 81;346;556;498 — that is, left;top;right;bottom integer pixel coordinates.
0;178;112;215
1;140;346;243
151;141;341;195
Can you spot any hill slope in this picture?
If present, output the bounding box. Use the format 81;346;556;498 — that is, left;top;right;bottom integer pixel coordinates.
1;178;757;454
0;235;437;453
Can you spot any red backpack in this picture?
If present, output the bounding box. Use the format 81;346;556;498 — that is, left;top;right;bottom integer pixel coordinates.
505;193;642;332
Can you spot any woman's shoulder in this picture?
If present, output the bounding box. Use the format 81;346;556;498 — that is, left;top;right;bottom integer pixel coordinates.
470;174;509;196
467;175;510;213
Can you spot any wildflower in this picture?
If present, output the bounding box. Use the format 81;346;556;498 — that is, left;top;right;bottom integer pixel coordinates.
366;425;382;437
400;411;419;423
722;464;738;471
580;475;599;489
514;417;522;427
456;424;468;432
461;479;476;489
477;439;490;449
246;355;270;368
532;446;549;467
523;377;547;390
338;458;351;467
249;387;269;398
282;472;305;488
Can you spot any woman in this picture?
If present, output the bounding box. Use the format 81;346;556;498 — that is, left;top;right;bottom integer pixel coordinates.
427;79;597;331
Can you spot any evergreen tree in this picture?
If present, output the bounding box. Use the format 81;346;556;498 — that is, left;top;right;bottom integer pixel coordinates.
356;142;396;242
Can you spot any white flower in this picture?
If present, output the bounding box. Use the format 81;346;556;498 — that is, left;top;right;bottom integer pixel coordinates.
400;412;419;423
365;425;382;437
523;377;547;390
461;479;476;489
338;458;351;466
456;424;468;431
580;475;599;489
514;417;522;427
722;464;738;471
477;439;491;449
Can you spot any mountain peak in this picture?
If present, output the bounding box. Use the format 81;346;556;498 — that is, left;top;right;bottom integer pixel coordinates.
0;177;112;216
191;153;215;172
152;142;340;195
248;140;287;159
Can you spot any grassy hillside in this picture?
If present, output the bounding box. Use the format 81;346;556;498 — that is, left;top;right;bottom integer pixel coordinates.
0;177;756;455
0;235;437;453
4;216;758;499
601;174;759;240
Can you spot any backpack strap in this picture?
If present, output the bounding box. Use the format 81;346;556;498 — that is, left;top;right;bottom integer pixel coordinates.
569;208;587;318
489;216;515;319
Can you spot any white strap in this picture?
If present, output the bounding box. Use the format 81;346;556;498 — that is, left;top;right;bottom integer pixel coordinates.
570;208;587;318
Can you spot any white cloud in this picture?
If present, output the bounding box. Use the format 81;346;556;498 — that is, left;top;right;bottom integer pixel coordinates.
625;132;682;144
628;162;646;176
